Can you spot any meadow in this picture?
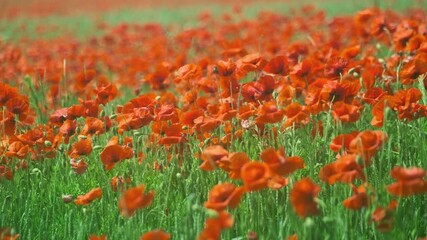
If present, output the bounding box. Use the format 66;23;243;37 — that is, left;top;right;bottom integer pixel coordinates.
1;0;427;239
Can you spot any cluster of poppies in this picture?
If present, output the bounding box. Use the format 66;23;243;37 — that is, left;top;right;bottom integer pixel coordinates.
1;5;427;239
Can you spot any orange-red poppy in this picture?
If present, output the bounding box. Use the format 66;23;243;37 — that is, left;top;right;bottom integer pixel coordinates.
371;200;398;232
88;234;107;240
81;117;105;136
290;178;321;218
59;119;76;142
0;165;13;182
0;227;20;240
110;176;131;192
217;152;249;179
331;101;361;123
100;144;133;171
140;229;170;240
5;141;30;159
255;101;284;124
349;130;388;164
69;137;93;159
200;145;229;171
282;102;310;128
204;183;245;211
387;166;427;196
70;159;89;175
318;154;366;184
198;211;233;240
241;162;271;192
260;147;305;176
74;187;102;206
118;185;154;217
343;184;373;210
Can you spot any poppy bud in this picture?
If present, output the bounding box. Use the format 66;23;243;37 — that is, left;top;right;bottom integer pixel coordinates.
62;194;74;203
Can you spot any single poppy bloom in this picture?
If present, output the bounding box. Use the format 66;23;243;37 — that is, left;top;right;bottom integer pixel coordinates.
0;227;20;240
331;101;361;123
69;137;93;159
216;59;236;77
387;166;427;196
62;194;74;203
198;211;233;240
118;185;154;217
349;130;388;164
267;175;289;190
5;96;29;116
140;229;170;240
110;176;131;192
200;145;229;171
81;117;105;136
100;145;133;170
330;131;359;153
290;178;321;218
283;102;310;128
371;200;398;232
204;183;245;211
175;64;202;83
263;55;288;75
5;141;30;159
241;161;271;192
89;234;107;240
343;184;373;210
70;159;89;175
318;154;366;184
74;187;102;206
59;119;77;140
260;147;305;176
217;152;249;179
0;165;13;181
255;101;284;124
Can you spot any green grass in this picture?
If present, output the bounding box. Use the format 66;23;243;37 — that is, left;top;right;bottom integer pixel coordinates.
1;0;427;239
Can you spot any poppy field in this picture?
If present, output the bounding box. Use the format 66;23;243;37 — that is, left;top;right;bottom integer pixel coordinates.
1;0;427;239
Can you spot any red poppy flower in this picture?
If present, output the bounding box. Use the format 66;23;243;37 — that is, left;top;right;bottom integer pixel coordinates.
387;166;427;196
140;230;170;240
175;64;202;83
100;144;133;171
59;119;76;141
70;159;88;175
255;101;284;124
200;145;229;171
0;227;20;240
349;130;388;164
330;131;359;153
216;59;236;77
318;154;366;184
260;147;305;176
69;137;93;159
5;141;30;159
263;55;288;75
81;117;105;136
204;183;245;211
241;162;271;192
282;102;310;128
110;176;132;192
89;234;107;240
198;211;234;240
332;101;361;123
371;200;398;232
0;165;13;182
74;187;102;206
217;152;249;179
343;184;373;210
118;185;154;217
290;178;321;218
